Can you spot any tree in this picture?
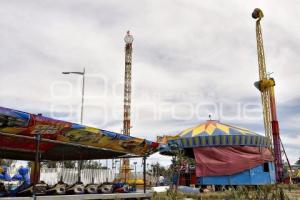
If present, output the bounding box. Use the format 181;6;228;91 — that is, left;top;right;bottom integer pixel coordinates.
63;161;76;168
82;160;104;169
151;162;167;177
295;157;300;165
41;161;57;168
0;159;15;166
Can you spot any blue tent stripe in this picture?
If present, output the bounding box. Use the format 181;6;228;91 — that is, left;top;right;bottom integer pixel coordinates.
176;135;268;148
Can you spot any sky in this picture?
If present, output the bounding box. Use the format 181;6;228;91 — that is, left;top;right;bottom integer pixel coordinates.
0;0;299;167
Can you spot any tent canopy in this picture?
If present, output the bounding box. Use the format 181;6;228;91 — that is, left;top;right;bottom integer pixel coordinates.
179;120;260;137
159;120;269;156
174;120;268;148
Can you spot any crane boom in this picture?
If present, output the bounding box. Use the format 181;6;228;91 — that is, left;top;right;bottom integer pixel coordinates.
252;8;283;182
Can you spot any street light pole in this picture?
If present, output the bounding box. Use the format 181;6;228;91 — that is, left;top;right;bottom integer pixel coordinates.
134;161;137;180
62;68;85;124
80;68;85;124
114;160;120;179
62;68;85;183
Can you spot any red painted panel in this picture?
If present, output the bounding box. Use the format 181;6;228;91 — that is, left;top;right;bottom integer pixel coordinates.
193;146;273;176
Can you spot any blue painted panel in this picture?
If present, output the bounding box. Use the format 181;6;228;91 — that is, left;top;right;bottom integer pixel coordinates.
199;175;230;185
198;162;275;185
249;165;267;185
269;162;276;183
230;169;251;185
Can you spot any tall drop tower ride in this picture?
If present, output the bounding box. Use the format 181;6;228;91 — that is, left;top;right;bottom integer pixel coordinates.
252;8;283;182
122;31;134;180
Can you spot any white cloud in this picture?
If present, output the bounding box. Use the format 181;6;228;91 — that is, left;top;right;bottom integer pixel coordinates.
0;0;299;164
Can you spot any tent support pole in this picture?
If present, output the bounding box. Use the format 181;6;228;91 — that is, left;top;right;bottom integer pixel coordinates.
143;156;147;193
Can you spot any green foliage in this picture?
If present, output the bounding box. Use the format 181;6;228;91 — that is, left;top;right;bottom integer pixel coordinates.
152;190;185;200
152;185;299;200
0;159;15;166
150;162;168;177
152;190;227;200
40;161;75;168
41;161;57;168
295;157;300;165
63;161;76;168
229;185;290;200
40;160;106;169
82;160;104;169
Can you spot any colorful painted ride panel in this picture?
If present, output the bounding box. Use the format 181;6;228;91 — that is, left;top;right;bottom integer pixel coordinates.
0;107;158;159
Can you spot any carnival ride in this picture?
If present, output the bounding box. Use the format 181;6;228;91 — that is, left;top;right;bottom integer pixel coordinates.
159;120;276;186
252;8;284;183
122;31;134;182
158;8;289;186
0;6;293;199
0;106;158;197
0;106;157;160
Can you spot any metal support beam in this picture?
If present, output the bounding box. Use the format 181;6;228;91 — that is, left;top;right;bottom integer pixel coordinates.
78;155;82;183
143;156;147;193
33;132;41;198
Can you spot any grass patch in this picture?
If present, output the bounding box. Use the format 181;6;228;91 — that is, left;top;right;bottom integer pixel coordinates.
152;184;300;200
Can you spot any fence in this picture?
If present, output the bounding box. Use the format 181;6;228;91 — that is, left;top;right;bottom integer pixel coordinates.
40;168;115;185
5;167;153;186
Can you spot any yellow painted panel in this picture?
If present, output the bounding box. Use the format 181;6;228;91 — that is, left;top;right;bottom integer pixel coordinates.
194;137;199;145
206;124;216;135
192;125;205;136
235;135;240;144
215;136;220;145
179;127;193;137
216;123;230;134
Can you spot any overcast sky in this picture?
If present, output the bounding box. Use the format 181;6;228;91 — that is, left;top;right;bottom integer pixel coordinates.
0;0;299;166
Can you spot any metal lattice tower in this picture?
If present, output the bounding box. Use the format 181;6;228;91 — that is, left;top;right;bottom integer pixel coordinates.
253;9;273;145
123;31;133;136
252;8;283;182
121;31;134;181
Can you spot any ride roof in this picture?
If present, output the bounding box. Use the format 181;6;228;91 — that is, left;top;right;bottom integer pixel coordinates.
175;120;268;147
0;106;158;161
159;120;269;156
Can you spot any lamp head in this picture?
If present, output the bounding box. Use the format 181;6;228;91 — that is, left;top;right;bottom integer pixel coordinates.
124;31;134;44
252;8;264;20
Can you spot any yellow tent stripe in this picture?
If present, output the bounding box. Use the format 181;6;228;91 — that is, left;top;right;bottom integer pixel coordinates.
192;125;205;137
206;124;216;135
227;124;254;135
216;123;230;134
179;127;193;137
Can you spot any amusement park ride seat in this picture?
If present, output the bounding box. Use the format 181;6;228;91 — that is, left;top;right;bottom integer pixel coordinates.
16;181;48;197
84;183;98;194
46;181;67;195
98;182;114;194
66;182;85;195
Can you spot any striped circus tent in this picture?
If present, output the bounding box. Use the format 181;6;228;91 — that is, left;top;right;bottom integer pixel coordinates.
174;120;268;148
159;120;275;185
